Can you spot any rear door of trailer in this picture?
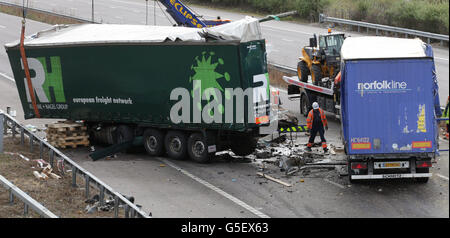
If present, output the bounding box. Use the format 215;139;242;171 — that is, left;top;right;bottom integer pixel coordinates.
341;57;437;155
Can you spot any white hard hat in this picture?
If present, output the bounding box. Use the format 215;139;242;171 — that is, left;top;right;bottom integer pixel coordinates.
312;102;319;109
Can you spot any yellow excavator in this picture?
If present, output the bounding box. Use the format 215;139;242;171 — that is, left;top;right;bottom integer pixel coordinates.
297;29;345;87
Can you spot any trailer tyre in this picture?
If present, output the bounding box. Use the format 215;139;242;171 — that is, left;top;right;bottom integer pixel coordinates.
230;136;257;156
187;133;211;163
143;128;164;156
297;61;309;82
311;64;322;86
115;125;134;144
301;94;310;117
165;131;188;160
347;162;354;183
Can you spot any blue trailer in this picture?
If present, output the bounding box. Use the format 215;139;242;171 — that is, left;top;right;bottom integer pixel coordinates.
340;37;441;183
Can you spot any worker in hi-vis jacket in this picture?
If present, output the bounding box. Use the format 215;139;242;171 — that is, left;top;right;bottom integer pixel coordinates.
306;102;328;152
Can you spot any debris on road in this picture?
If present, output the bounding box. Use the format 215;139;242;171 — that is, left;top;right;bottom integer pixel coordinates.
25;124;38;133
33;171;43;180
253;133;347;179
257;172;292;187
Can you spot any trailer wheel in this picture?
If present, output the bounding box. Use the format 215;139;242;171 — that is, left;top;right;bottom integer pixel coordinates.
301;94;309;117
187;133;211;163
143;128;164;156
311;64;322;86
115;125;134;144
297;61;309;82
230;136;257;156
165;131;188;160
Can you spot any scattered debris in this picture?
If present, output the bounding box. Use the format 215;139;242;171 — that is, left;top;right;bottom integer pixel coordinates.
30;159;61;181
32;159;49;169
18;154;30;162
49;173;61;179
56;159;65;173
33;171;43;180
40;172;49;180
105;154;117;160
255;150;272;159
279;156;301;175
257;172;292;187
25;124;38;133
85;194;100;204
3;152;31;162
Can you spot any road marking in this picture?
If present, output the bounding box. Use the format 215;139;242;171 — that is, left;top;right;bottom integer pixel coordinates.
0;25;6;29
324;178;346;189
0;72;14;82
158;158;270;218
282;38;294;42
436;174;449;181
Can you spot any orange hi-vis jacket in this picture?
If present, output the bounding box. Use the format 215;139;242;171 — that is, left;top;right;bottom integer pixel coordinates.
306;108;328;130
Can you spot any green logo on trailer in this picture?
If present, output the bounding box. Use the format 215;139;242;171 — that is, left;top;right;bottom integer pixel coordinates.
189;51;231;116
22;56;65;103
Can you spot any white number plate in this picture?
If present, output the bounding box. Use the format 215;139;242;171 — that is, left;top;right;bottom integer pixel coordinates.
382;174;403;179
374;161;409;169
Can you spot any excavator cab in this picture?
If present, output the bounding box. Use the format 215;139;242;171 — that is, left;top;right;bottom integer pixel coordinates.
298;30;345;87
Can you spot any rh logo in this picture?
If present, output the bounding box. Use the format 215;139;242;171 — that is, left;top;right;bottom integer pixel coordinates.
21;56;65;103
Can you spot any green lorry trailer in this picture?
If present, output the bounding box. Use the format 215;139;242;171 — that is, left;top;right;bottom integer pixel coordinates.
5;18;272;163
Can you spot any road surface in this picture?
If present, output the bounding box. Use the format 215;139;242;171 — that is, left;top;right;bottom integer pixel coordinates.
0;11;448;218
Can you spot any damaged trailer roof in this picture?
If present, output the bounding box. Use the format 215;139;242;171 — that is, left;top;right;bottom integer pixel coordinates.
5;16;263;48
341;36;428;60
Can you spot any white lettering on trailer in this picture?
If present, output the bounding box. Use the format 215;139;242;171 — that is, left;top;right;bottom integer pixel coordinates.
357;80;408;92
357;80;407;90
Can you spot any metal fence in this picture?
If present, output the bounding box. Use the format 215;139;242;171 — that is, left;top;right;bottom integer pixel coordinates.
0;110;150;218
319;14;449;45
0;174;58;217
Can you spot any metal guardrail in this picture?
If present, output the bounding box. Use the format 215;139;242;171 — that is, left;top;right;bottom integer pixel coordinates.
319;14;449;45
0;111;150;218
0;1;96;23
0;174;58;218
269;62;296;75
